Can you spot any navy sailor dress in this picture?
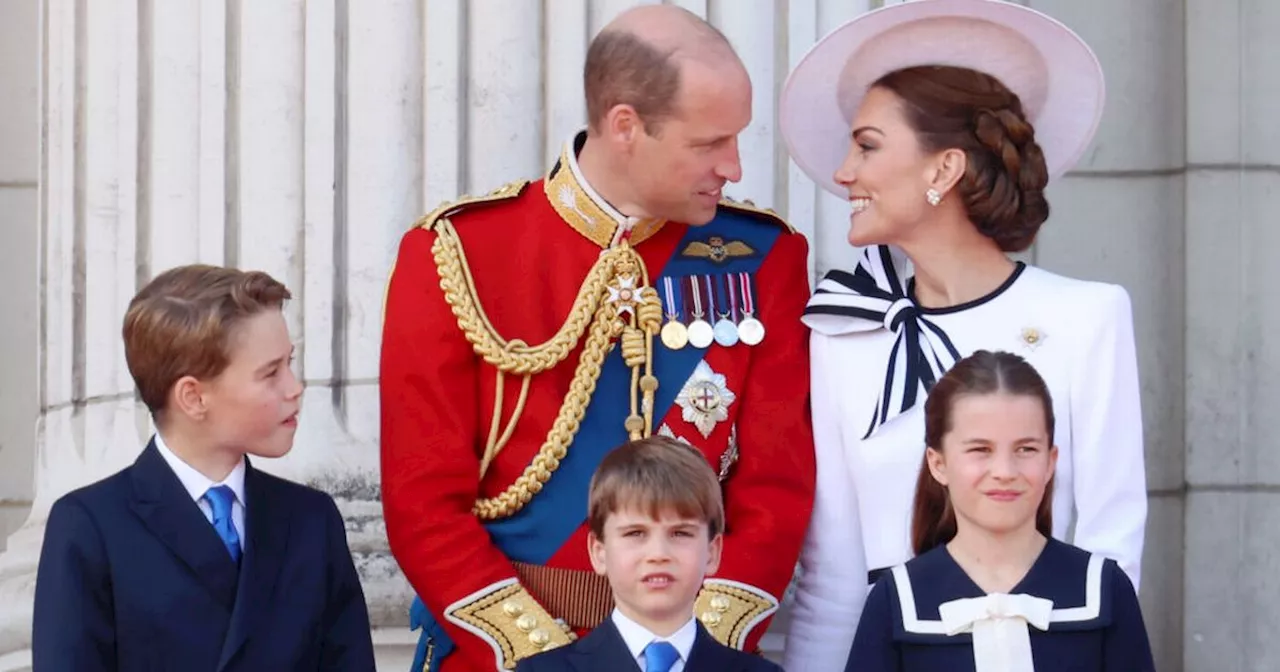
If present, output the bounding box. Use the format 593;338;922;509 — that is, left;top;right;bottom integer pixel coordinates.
845;538;1155;671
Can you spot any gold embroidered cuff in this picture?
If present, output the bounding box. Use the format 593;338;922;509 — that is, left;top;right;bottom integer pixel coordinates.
445;578;576;670
694;579;780;650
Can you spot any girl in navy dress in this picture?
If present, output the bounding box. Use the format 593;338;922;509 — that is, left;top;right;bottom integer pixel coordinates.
845;350;1154;672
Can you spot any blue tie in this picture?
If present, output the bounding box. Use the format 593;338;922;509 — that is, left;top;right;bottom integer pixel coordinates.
643;641;680;672
204;485;242;562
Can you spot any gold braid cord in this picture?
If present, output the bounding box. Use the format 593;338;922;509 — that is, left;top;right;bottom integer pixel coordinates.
431;217;662;520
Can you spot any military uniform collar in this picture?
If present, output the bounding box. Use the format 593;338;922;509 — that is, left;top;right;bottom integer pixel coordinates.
545;130;665;248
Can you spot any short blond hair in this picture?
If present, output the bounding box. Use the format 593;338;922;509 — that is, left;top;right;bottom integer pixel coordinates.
122;264;290;418
587;436;724;539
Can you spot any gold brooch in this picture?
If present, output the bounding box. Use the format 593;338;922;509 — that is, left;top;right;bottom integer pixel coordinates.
1019;327;1046;351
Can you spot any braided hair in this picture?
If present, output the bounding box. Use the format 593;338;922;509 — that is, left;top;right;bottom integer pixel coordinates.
873;65;1050;252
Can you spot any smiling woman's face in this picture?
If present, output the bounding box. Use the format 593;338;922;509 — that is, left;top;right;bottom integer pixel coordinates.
831;86;942;248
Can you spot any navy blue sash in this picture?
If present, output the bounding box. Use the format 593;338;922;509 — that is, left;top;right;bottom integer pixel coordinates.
408;208;783;671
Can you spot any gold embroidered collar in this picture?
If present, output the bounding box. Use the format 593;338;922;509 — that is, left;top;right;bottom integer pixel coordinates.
544;133;665;249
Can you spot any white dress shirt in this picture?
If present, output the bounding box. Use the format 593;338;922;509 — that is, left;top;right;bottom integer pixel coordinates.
783;264;1147;672
154;432;247;547
611;608;698;672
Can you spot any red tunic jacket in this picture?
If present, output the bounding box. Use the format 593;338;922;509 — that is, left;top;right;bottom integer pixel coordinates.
381;147;816;671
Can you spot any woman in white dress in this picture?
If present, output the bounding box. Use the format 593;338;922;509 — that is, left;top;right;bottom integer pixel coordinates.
776;2;1148;670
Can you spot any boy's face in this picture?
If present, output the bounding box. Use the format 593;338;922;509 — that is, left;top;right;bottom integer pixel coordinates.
200;310;302;459
588;506;722;633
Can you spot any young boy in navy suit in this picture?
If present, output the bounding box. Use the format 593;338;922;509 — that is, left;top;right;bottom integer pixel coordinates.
516;436;783;672
32;265;376;671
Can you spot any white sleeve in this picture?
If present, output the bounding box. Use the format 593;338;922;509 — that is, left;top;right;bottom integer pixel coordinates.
1068;284;1147;591
782;333;868;671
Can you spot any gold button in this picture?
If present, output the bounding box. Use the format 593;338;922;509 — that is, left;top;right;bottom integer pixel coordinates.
710;595;731;613
700;611;722;627
502;601;523;618
529;629;551;646
516;614;537;632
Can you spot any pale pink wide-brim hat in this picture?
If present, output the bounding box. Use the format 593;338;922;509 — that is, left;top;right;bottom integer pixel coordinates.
780;0;1105;198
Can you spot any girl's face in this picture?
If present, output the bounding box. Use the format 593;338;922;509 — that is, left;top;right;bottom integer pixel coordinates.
927;392;1057;538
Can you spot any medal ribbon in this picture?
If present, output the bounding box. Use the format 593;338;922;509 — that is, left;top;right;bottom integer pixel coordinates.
726;274;739;322
662;276;681;321
738;272;756;317
688;276;705;319
702;274;717;319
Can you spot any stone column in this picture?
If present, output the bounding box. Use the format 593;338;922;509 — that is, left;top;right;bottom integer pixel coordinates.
1184;1;1280;670
0;0;40;551
1029;1;1187;669
0;1;413;668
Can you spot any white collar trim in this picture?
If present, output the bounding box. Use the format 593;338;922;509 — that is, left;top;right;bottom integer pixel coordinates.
893;553;1104;634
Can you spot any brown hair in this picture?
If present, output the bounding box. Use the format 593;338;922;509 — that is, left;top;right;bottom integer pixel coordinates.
912;350;1055;555
588;436;725;540
122;264;291;419
583;13;734;135
874;65;1050;252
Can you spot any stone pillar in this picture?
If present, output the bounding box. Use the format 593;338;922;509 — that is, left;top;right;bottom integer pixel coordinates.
1029;1;1187;669
0;0;40;552
1184;1;1280;670
0;1;412;668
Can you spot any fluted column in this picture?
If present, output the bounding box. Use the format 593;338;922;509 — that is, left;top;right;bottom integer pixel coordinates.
0;1;413;668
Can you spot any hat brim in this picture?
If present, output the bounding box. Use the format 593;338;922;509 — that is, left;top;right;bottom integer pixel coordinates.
780;0;1105;198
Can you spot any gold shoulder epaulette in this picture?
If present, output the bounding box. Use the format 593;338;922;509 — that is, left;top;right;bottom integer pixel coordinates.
694;579;780;650
413;179;530;232
718;196;797;234
445;579;576;669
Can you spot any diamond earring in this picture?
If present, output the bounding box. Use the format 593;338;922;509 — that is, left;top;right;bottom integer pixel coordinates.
926;188;942;206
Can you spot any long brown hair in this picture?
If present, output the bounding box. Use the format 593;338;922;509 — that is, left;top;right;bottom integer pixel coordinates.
873;65;1050;252
911;350;1056;555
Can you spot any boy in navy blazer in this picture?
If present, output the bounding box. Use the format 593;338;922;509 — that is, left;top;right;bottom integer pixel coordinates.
516;436;784;672
32;265;376;671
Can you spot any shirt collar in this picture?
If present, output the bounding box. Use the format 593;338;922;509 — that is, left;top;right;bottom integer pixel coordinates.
544;130;666;249
610;607;697;665
153;431;247;507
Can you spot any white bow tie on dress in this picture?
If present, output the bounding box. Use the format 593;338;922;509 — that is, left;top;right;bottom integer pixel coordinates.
938;593;1054;672
802;244;961;439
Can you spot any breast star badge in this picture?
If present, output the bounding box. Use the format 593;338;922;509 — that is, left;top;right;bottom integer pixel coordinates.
675;361;736;438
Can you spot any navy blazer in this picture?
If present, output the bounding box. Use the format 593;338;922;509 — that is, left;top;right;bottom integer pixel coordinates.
32;439;376;671
515;617;784;672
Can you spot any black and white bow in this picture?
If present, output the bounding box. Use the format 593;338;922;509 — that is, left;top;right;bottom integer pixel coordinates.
803;245;961;439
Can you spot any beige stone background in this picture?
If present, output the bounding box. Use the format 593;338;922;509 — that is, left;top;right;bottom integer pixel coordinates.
0;0;1274;670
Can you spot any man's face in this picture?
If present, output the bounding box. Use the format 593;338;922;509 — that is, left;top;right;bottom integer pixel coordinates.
628;60;751;225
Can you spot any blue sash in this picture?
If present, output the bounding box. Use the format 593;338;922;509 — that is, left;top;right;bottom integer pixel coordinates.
408;209;783;671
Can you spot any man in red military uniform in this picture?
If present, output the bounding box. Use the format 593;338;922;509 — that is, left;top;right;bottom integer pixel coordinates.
380;6;816;671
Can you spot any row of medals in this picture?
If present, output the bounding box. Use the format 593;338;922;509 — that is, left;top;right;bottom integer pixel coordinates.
656;274;765;350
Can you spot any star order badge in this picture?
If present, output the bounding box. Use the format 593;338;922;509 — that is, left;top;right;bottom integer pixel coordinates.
675;361;736;438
